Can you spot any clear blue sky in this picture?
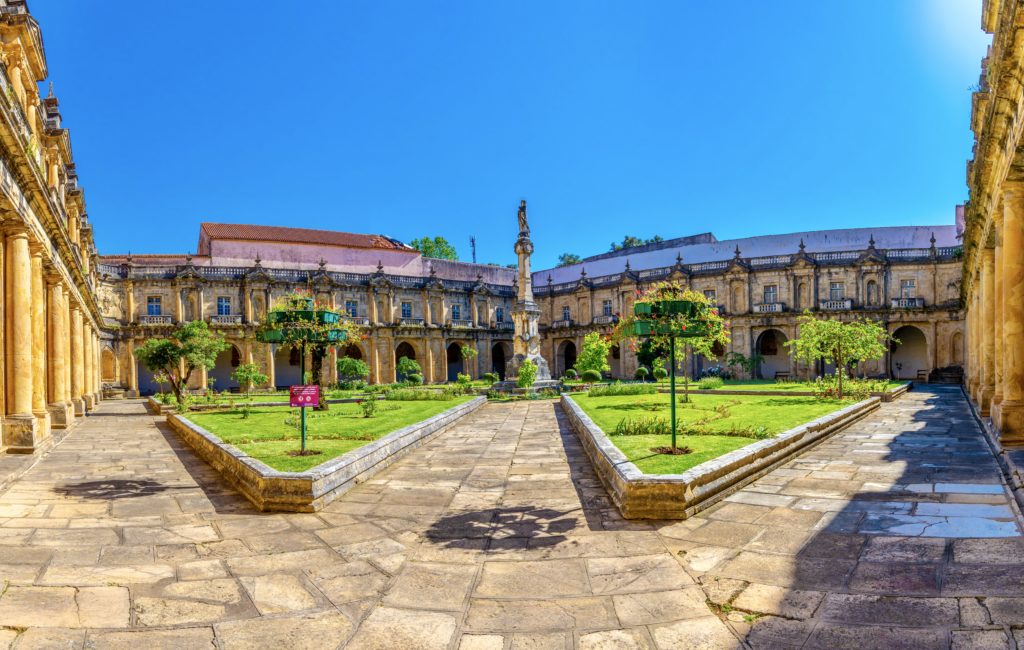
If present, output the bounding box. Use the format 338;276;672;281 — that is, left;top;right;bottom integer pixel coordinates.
34;1;989;269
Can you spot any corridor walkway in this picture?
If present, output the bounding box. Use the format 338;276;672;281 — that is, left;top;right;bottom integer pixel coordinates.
0;387;1020;648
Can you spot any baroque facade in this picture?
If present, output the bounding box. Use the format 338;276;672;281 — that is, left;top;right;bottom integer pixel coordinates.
0;1;105;453
962;0;1024;444
96;222;965;395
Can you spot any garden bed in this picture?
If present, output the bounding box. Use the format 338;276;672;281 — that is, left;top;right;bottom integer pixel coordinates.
165;396;483;511
657;380;910;402
562;392;880;519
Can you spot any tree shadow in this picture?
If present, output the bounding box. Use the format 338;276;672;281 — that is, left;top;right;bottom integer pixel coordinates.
424;505;580;549
54;479;181;500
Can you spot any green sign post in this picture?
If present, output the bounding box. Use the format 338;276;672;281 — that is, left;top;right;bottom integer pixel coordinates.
631;300;709;451
258;296;348;453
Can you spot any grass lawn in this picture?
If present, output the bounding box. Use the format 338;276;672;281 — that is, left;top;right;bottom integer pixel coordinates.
571;392;849;474
186;396;474;472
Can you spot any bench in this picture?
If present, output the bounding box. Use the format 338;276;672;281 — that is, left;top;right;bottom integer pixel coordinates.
774;371;791;380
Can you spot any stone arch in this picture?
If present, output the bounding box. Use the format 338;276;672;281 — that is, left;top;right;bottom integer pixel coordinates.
101;346;117;383
491;342;511;380
395;340;419;381
556;340;577;378
446;342;464;382
340;343;363;360
755;329;790;379
891;325;929;379
951;331;964;366
209;343;242;390
274;345;302;388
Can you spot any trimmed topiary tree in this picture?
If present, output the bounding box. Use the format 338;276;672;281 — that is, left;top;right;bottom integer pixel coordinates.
634;367;650;381
580;369;602;383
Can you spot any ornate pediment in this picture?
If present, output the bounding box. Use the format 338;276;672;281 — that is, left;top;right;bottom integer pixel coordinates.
175;253;205;281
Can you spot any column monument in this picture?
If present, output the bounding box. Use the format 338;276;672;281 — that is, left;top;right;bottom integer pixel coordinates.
496;200;558;390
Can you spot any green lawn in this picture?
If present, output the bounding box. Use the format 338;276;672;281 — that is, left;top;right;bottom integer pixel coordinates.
571;392;849;474
186;396;474;472
690;379;906;392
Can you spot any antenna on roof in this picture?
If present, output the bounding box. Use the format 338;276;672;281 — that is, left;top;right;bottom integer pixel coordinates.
470;236;477;264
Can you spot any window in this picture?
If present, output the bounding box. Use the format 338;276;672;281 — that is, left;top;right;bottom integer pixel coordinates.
830;282;845;301
763;285;778;304
401;302;412;319
217;297;231;316
704;289;716;303
495;307;504;323
900;279;916;299
452;304;461;320
562;306;571;321
602;300;613;316
146;296;161;316
345;300;358;317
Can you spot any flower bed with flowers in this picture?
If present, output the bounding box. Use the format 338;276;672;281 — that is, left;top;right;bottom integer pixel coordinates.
186;395;475;472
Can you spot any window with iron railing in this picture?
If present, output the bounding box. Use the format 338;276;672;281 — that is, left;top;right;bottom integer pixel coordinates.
562;306;571;321
602;300;613;316
345;300;358;317
495;307;504;323
900;279;916;299
217;297;231;316
452;304;461;320
401;302;412;319
147;296;161;316
830;282;845;301
763;285;778;304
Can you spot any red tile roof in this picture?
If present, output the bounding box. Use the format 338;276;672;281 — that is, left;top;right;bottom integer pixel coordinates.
198;222;412;252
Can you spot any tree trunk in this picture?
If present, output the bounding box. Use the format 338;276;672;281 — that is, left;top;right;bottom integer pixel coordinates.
312;347;329;410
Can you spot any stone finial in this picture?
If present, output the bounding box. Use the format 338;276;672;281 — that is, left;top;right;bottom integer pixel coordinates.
429;265;436;278
798;238;805;252
676;252;683;264
125;251;133;264
930;232;937;246
318;257;327;270
376;260;384;273
734;245;741;258
625;258;631;271
580;267;587;278
547;274;553;285
868;234;876;248
254;250;262;265
47;81;54;98
477;273;483;282
185;252;193;265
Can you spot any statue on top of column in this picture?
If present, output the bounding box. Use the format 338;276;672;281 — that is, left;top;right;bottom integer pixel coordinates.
518;200;529;235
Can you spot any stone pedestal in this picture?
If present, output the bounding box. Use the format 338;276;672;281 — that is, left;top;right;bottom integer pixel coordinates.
48;401;73;429
3;414;39;453
71;398;85;417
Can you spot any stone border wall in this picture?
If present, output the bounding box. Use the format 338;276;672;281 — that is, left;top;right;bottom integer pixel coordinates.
560;394;880;519
148;396;373;415
659;382;910;402
166;396;486;512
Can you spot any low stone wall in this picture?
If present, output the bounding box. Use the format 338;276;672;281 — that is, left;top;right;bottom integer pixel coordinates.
561;394;880;519
166;396;486;512
147;395;373;415
660;382;910;402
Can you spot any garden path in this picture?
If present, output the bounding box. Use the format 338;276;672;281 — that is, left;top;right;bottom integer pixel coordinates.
0;386;1020;648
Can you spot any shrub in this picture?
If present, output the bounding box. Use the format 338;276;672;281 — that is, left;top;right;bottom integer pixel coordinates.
457;372;472;386
481;372;499;384
396;356;422;381
563;368;578;380
232;363;268;397
406;373;424;386
580;369;602;383
634;367;650;381
359;395;378;417
697;376;724;390
612;416;671;436
653;367;668;382
337;357;370;382
384;388;455;401
338;379;368;391
517;359;537;389
589;382;658;397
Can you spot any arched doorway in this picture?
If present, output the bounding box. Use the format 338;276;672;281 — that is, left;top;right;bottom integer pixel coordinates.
340;343;363;360
274;345;302;389
891;325;928;379
446;342;464;382
101;347;117;383
491;342;510;380
557;340;577;378
136;360;159;396
755;329;790;379
395;341;417;381
209;344;242;391
951;331;964;366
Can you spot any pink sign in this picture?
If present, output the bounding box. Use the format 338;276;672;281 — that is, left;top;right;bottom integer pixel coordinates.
289;385;320;408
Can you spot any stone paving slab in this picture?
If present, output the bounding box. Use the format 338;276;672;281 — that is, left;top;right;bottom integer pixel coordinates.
0;387;1019;648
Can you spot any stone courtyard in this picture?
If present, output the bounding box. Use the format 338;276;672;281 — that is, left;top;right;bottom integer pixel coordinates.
0;386;1019;648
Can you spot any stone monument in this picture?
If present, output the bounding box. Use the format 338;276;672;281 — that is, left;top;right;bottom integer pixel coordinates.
496;200;558;390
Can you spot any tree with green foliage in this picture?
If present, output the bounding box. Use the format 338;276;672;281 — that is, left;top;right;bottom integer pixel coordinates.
460;344;478;377
231;363;268;398
517;358;538;389
580;369;602;383
574;332;612;378
557;253;582;267
396;356;422;382
610;235;664;252
337;357;370;383
725;352;764;379
135;321;228;405
410;236;458;260
785;312;894;399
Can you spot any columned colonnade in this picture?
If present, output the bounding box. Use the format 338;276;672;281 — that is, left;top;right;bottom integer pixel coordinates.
0;224;103;453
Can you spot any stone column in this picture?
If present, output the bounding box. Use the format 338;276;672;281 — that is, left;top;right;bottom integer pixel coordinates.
70;305;85;416
62;296;72;404
126;338;139;397
29;246;50;435
980;249;996;414
46;278;71;427
3;229;38;450
82;323;95;409
994;225;1005;417
266;343;276;389
998;189;1024;442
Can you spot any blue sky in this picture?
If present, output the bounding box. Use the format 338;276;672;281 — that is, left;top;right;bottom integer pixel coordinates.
34;1;990;269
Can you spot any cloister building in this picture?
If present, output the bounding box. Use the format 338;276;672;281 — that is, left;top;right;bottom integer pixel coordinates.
0;1;106;454
95;222;966;396
962;0;1024;446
